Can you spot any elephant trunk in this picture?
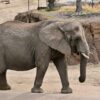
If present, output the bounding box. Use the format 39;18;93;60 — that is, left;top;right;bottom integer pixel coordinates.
79;53;88;83
77;34;90;83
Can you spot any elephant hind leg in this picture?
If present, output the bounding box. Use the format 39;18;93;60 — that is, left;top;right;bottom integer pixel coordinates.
0;71;11;90
53;55;72;94
0;52;11;90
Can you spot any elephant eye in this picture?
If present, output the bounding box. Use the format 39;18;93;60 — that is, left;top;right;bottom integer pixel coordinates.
75;36;81;42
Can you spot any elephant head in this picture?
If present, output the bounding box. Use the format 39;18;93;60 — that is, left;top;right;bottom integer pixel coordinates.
39;20;90;83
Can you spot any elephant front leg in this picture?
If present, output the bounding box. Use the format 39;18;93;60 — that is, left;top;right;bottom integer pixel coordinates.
31;49;50;93
53;56;72;94
31;65;48;93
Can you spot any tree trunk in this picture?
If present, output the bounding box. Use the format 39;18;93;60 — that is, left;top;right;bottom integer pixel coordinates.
47;0;55;10
76;0;83;13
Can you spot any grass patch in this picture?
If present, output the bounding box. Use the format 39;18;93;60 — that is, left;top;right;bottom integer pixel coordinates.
37;4;100;14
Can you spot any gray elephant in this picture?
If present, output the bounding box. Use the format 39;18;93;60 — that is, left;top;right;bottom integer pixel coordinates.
0;20;89;94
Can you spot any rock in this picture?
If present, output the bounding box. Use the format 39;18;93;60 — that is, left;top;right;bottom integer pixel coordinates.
14;11;48;23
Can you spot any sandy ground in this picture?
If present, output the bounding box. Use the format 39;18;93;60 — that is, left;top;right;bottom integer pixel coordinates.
0;0;100;100
0;63;100;100
7;63;100;94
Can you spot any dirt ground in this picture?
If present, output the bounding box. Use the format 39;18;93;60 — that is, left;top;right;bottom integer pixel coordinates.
0;0;100;100
7;63;100;94
0;63;100;100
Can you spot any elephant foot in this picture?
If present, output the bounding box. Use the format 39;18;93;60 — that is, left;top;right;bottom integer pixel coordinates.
61;87;72;94
0;84;11;90
31;87;44;93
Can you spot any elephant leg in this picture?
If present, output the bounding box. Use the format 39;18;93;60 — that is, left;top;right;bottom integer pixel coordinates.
0;71;11;90
0;53;11;90
31;58;50;93
53;56;72;94
31;45;50;93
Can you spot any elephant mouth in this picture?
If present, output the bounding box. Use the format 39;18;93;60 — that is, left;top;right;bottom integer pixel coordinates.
72;45;89;59
74;51;89;60
81;53;89;59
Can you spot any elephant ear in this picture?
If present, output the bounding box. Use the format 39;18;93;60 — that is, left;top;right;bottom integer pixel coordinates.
39;22;71;57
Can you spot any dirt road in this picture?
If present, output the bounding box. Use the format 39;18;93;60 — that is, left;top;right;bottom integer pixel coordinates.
0;63;99;100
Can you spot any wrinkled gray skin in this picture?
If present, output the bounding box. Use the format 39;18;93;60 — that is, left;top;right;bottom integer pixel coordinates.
0;20;89;94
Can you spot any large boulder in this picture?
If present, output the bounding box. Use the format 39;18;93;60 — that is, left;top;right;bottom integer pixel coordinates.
15;11;48;23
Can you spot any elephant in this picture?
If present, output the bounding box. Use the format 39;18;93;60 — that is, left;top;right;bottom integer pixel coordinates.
0;20;90;94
